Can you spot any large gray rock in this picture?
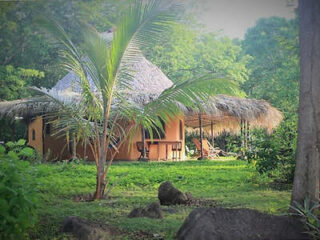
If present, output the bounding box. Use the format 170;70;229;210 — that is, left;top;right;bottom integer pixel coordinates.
158;181;188;205
61;216;107;240
128;202;163;219
176;208;310;240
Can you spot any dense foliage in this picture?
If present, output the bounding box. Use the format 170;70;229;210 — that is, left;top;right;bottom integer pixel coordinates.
144;22;250;86
242;17;299;183
0;144;37;239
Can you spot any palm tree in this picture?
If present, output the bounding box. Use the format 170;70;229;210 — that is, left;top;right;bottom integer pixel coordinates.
38;0;238;200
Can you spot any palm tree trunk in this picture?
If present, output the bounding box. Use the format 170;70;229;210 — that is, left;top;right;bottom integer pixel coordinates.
291;0;320;205
94;143;107;199
72;135;77;160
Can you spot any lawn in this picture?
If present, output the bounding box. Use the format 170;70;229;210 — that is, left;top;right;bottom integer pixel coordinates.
30;158;291;239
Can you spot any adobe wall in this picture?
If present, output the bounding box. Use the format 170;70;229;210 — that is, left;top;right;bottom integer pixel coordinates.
28;116;43;155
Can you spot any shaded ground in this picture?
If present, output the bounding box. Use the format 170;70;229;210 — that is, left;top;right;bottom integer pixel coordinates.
30;158;291;239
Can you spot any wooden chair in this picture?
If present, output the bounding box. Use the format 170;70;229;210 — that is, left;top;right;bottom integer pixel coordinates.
172;142;182;161
136;142;149;159
192;138;217;158
192;138;209;157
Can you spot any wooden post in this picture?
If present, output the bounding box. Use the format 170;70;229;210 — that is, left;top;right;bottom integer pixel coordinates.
240;119;245;157
210;120;214;148
244;121;248;153
198;113;204;160
141;126;147;159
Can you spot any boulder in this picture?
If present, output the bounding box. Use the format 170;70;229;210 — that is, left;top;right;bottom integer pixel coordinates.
61;216;107;240
128;202;163;219
158;181;188;205
176;208;309;240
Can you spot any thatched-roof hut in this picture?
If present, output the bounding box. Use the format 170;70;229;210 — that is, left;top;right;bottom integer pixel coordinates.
0;30;282;161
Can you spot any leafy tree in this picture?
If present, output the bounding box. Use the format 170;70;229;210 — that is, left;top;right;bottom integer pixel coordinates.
0;65;44;101
144;22;251;85
0;0;125;89
242;17;299;111
241;16;299;183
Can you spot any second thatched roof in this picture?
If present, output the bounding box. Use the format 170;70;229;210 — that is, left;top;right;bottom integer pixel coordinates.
184;94;283;135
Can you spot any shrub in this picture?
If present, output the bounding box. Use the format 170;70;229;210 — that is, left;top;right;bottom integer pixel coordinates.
5;139;40;163
290;199;320;240
0;145;37;239
247;114;297;184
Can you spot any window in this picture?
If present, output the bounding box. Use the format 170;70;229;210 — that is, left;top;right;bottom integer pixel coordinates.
145;119;165;139
46;124;51;135
179;120;183;140
32;129;36;140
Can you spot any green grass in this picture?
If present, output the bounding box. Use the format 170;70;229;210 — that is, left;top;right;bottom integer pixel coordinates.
30;158;291;239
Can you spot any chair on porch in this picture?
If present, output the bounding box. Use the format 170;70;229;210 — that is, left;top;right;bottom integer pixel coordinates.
192;138;217;158
172;142;182;161
136;142;150;159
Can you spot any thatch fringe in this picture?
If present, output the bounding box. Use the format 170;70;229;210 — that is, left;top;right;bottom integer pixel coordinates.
184;95;283;135
0;98;57;121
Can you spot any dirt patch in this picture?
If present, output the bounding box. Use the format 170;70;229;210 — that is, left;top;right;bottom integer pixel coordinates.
73;193;113;202
184;197;216;207
269;181;292;191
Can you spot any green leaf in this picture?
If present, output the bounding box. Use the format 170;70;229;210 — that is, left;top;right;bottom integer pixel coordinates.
16;139;26;146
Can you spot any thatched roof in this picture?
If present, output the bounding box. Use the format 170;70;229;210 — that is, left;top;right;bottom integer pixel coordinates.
185;95;283;135
53;53;173;104
53;30;173;105
0;98;58;121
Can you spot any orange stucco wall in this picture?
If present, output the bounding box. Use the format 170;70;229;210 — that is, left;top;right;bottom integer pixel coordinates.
28;116;43;155
28;115;185;161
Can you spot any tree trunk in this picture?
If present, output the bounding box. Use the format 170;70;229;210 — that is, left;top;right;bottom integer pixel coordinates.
198;113;204;160
94;147;106;200
72;135;77;160
291;0;320;205
83;139;87;160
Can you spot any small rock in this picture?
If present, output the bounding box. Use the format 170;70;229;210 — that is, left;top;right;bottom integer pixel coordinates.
158;181;188;205
61;216;107;240
128;202;163;219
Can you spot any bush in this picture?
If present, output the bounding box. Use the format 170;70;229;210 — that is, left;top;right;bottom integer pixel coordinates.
0;145;37;239
248;114;297;184
290;199;320;240
5;139;40;163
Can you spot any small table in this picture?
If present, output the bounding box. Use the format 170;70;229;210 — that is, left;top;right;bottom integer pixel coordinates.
136;140;182;160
